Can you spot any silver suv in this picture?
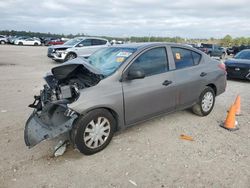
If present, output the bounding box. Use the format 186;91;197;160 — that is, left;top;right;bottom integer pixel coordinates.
47;37;110;62
26;43;227;155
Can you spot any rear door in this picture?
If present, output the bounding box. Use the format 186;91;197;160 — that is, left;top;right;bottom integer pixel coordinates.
74;39;92;57
170;46;206;108
76;39;108;57
122;46;176;125
88;39;108;54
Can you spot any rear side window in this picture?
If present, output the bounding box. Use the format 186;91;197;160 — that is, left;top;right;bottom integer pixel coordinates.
80;39;92;46
171;47;201;69
192;51;202;65
129;47;168;77
92;39;107;46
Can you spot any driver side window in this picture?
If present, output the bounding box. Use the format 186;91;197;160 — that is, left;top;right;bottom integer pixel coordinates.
129;47;168;77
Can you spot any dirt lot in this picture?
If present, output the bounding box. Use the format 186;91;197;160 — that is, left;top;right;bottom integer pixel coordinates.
0;45;249;188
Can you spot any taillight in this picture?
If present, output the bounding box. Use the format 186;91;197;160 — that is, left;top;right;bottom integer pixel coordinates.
218;63;227;73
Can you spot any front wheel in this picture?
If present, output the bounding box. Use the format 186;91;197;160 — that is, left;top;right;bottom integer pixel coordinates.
71;109;116;155
64;53;77;62
192;87;215;116
0;40;6;44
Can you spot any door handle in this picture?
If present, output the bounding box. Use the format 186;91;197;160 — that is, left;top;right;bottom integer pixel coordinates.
200;72;207;77
162;80;172;86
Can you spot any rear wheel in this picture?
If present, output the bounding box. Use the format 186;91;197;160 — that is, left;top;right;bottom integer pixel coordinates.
65;53;77;62
192;87;215;116
18;42;23;45
71;109;116;155
0;40;6;44
34;42;38;46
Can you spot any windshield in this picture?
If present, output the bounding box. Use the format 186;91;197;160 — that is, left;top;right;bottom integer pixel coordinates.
88;47;136;76
235;51;250;60
64;38;83;46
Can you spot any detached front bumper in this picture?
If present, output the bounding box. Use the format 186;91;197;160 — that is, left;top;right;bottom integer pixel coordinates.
24;105;78;148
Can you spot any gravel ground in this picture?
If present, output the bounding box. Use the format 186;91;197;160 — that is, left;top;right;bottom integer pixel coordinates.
0;45;249;188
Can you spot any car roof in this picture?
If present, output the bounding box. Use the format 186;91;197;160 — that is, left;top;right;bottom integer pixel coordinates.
240;49;250;52
111;42;194;50
75;37;108;41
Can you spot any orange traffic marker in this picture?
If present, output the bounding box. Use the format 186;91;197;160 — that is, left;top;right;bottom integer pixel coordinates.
220;104;239;131
180;134;194;141
234;95;241;116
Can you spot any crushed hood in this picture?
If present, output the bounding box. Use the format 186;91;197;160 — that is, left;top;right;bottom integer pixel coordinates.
51;57;103;82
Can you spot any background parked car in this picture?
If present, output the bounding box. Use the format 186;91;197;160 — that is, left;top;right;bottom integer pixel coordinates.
14;37;41;46
9;36;28;44
225;49;250;80
0;35;8;44
46;38;66;46
47;37;110;62
198;43;226;59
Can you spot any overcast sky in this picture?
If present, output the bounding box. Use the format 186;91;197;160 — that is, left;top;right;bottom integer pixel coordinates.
0;0;250;38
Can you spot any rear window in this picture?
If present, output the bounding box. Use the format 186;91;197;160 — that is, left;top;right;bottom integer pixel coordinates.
92;39;107;46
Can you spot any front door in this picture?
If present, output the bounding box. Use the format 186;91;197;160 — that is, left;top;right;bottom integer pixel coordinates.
122;47;176;125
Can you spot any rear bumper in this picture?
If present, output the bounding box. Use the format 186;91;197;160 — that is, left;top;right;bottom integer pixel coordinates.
24;106;78;148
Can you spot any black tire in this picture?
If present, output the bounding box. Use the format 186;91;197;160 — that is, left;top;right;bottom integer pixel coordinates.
18;42;23;45
65;53;77;62
71;109;116;155
0;40;6;45
192;86;215;116
34;42;38;46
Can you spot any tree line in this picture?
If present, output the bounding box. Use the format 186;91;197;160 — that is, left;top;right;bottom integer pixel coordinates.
0;30;249;47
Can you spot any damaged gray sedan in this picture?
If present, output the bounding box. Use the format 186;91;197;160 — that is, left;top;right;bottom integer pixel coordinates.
25;43;226;155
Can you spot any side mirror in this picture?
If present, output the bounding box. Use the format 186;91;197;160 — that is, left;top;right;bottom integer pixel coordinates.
78;44;84;47
127;69;145;80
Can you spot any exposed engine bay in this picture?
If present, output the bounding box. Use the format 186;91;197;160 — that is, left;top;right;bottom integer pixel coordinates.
30;63;102;110
25;60;103;148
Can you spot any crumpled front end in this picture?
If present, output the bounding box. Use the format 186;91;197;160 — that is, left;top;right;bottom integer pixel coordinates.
25;105;78;148
24;60;103;148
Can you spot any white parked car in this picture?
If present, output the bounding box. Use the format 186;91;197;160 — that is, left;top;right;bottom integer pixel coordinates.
47;37;110;62
14;37;41;46
0;35;8;44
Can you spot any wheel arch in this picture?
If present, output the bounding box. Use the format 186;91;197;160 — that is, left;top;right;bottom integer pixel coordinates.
85;107;120;132
67;51;77;57
206;83;217;95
